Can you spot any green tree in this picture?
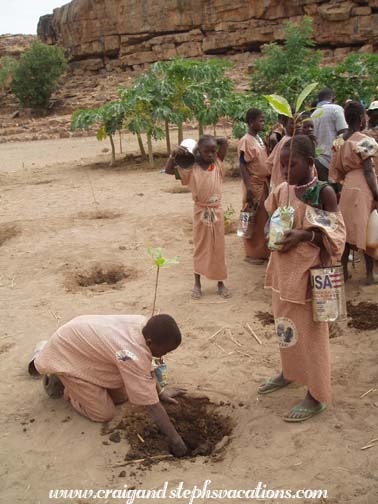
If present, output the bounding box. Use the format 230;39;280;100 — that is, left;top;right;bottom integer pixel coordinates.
0;56;17;92
11;41;67;110
71;101;125;165
250;17;321;104
319;53;378;106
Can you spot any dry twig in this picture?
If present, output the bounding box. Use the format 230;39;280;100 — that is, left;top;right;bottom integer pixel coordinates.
111;454;173;467
246;323;262;345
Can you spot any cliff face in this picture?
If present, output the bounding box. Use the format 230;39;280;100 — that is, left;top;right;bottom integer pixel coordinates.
37;0;378;71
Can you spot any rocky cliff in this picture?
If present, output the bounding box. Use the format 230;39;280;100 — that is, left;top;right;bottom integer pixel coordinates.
34;0;378;71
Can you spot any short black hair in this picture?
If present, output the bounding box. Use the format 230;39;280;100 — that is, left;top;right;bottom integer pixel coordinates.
198;134;216;148
344;100;365;127
282;134;316;159
143;314;181;348
318;88;335;102
245;108;263;124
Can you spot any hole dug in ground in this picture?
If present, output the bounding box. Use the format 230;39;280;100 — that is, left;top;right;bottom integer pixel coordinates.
64;263;136;292
103;396;233;465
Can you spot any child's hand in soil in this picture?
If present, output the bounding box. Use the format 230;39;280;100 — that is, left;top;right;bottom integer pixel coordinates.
159;387;187;405
170;437;188;457
275;229;309;252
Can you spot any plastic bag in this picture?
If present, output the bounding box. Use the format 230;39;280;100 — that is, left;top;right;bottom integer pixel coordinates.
268;206;295;250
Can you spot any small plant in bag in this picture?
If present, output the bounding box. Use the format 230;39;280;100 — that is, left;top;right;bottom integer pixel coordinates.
147;247;179;316
263;83;322;248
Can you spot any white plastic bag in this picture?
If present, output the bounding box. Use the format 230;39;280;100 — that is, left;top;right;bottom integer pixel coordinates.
268;206;295;251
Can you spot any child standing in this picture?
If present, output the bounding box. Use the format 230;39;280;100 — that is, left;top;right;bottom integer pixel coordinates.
266;115;295;191
238;108;270;264
259;135;346;422
329;101;378;284
165;135;230;299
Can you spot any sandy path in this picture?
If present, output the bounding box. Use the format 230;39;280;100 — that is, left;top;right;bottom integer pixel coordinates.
0;137;377;504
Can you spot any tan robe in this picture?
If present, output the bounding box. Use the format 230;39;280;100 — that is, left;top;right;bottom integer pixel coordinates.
329;131;378;259
265;183;346;404
266;134;291;191
238;133;270;259
178;159;227;280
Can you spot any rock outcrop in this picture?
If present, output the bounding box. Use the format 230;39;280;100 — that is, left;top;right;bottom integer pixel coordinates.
37;0;378;71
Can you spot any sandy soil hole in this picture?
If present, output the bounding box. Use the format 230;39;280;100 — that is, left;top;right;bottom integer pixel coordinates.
76;210;122;220
104;397;233;465
162;186;191;194
347;301;378;330
255;311;274;325
0;223;21;246
64;263;136;292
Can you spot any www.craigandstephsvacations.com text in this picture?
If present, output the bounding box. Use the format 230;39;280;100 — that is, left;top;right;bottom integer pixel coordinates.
49;480;328;503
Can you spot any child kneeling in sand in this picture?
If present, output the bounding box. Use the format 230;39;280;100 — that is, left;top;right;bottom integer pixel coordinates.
29;313;187;456
165;135;231;299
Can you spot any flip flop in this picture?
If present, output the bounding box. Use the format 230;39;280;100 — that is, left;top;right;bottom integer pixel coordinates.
283;403;327;423
258;379;291;395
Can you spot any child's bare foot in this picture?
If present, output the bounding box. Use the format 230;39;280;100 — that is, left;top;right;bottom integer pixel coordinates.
365;274;378;285
191;285;202;299
217;282;231;298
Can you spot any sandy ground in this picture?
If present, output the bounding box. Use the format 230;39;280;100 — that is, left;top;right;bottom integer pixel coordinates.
0;134;378;504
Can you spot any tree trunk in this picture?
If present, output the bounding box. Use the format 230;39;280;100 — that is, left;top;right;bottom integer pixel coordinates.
147;132;154;168
137;132;146;158
165;119;171;154
198;122;204;137
109;135;116;166
213;124;217;137
119;130;123;154
178;122;183;144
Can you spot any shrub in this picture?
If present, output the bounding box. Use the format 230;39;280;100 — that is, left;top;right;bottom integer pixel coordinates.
11;41;67;109
250;17;321;105
0;56;17;92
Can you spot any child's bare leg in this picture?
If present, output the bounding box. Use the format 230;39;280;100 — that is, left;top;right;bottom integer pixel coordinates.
191;273;202;299
258;371;292;394
284;390;326;422
364;252;378;284
341;243;350;281
217;281;231;298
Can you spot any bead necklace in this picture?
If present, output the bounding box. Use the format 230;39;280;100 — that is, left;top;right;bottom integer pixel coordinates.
295;176;317;190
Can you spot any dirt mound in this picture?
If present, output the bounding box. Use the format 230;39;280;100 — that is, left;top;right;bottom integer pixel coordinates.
0;223;20;246
162;186;190;194
347;301;378;330
64;263;135;291
76;210;122;220
105;397;233;464
255;311;274;325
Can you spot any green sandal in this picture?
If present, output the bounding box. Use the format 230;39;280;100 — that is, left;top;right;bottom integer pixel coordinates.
258;379;291;395
283;403;327;423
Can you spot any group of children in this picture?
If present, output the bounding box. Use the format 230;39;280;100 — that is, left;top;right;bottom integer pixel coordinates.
28;90;378;453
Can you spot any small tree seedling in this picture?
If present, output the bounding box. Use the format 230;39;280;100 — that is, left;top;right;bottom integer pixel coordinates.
147;247;178;316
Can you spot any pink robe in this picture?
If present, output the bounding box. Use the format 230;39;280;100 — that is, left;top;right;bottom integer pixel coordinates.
266;134;291;191
265;183;346;404
329;131;378;259
178;159;227;280
238;133;270;259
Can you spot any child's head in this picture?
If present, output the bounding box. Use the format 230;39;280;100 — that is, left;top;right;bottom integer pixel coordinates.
245;108;265;132
282;115;295;137
143;314;182;358
280;135;315;185
300;112;314;136
197;135;217;165
344;100;366;131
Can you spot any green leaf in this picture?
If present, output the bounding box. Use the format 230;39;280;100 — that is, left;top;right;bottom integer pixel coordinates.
96;126;106;141
295;82;318;113
263;94;292;117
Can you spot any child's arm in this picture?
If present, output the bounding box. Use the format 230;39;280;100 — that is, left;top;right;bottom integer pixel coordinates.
363;158;378;207
239;152;253;205
216;137;228;162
